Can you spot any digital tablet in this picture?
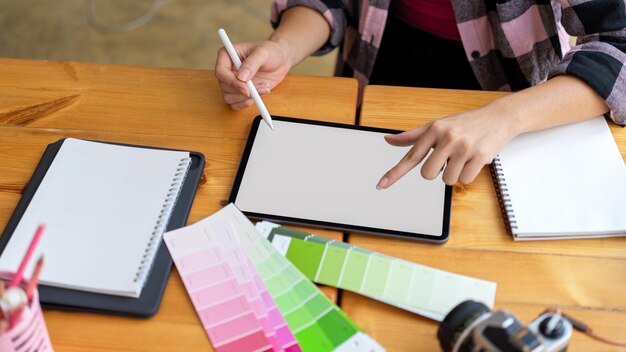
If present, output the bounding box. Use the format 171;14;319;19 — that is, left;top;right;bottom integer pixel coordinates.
229;116;452;243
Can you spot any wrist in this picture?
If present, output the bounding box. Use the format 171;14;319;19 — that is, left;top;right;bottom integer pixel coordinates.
269;36;298;69
269;6;330;68
483;96;527;139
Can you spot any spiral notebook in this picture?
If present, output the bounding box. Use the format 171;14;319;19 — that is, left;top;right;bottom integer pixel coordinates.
0;138;194;299
490;117;626;240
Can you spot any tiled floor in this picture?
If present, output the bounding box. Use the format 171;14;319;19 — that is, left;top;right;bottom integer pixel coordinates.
0;0;336;75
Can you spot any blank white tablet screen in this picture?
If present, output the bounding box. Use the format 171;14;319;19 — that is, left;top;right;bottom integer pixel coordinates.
233;119;448;238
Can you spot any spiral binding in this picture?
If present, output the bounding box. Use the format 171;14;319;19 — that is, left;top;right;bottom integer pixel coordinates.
489;156;518;236
134;157;192;284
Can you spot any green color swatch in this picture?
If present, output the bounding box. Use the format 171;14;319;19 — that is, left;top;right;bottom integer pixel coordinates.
362;255;392;297
284;239;324;279
227;208;380;351
268;226;307;242
284;304;314;331
316;246;348;286
267;225;497;321
339;250;369;292
318;309;359;345
295;322;335;351
408;266;436;308
383;260;412;302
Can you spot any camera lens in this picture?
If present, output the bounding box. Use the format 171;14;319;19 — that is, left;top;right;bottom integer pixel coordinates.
438;300;491;352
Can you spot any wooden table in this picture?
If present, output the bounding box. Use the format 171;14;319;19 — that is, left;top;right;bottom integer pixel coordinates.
341;85;626;351
0;59;358;351
2;59;625;351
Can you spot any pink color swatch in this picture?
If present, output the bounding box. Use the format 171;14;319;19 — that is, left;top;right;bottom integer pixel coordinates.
248;258;301;352
166;231;272;351
164;220;300;352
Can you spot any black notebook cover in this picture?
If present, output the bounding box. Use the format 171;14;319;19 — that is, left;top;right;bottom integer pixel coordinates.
0;139;205;317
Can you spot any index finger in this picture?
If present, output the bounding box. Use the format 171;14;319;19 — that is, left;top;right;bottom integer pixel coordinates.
376;133;436;189
384;124;428;147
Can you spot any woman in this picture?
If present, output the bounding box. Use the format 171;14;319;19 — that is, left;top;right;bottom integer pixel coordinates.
215;0;625;187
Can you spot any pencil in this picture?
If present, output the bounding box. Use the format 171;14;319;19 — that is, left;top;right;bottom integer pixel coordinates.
8;224;45;288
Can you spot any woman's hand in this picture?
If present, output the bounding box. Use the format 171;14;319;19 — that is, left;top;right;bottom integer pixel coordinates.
377;104;519;187
214;39;292;110
376;75;612;188
376;75;611;188
214;7;331;111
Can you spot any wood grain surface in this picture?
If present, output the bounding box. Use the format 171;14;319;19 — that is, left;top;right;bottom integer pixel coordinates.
0;59;358;351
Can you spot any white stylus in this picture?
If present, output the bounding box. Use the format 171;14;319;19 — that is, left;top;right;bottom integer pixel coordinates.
218;28;274;130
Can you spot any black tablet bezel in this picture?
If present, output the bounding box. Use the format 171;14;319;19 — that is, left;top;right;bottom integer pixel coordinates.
229;116;452;244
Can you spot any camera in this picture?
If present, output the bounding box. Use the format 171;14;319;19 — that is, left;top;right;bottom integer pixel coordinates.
437;300;572;352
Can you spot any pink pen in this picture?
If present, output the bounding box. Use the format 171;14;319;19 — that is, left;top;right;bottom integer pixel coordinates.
8;224;45;288
25;257;44;302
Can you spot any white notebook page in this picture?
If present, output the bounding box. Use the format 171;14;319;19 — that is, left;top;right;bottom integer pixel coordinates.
497;117;626;238
0;139;190;297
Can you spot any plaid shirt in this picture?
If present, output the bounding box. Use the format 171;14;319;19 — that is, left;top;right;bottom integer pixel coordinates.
271;0;626;124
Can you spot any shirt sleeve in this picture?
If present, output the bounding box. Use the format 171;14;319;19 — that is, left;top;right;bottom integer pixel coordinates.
271;0;348;55
550;0;626;125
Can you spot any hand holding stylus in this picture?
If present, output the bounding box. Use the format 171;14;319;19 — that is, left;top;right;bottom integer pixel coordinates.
217;28;274;130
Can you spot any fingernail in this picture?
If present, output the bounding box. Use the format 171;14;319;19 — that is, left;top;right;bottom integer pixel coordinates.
238;68;251;81
256;82;271;92
258;86;271;94
376;177;388;190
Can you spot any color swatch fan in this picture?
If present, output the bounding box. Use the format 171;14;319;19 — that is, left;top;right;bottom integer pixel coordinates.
164;204;384;352
257;223;496;321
